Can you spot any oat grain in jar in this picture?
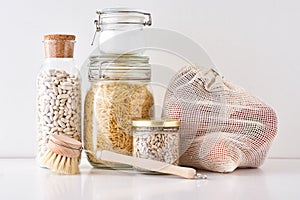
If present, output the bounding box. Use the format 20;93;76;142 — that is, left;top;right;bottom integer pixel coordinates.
132;119;180;173
84;55;154;169
36;34;81;165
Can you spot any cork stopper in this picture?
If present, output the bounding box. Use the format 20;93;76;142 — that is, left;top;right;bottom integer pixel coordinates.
44;34;76;58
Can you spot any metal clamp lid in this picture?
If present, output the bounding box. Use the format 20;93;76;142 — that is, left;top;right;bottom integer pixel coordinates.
91;9;152;45
88;54;151;81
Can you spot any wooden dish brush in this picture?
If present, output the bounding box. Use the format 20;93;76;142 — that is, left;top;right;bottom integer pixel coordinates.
40;134;82;174
40;134;205;179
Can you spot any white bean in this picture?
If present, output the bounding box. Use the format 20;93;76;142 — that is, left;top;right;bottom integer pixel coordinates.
37;69;81;159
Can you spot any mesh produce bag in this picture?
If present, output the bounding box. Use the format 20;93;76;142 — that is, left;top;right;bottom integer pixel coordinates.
162;66;277;172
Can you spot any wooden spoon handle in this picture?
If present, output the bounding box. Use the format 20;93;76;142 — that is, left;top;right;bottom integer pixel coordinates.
96;150;196;179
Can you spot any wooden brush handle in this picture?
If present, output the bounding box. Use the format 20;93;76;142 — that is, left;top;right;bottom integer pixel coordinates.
96;150;196;179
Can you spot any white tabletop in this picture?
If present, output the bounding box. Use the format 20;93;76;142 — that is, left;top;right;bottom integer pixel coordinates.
0;158;299;200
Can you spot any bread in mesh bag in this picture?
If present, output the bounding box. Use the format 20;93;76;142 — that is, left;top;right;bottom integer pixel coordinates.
162;66;277;172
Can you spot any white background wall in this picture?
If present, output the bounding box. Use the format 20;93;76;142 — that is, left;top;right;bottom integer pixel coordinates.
0;0;299;158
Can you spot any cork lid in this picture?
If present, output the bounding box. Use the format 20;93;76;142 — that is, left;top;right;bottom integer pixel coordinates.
44;34;76;41
43;34;76;58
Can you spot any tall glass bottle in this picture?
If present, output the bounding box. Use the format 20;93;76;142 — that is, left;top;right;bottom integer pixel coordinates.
36;34;81;165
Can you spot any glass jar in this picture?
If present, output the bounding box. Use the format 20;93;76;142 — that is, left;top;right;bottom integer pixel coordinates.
92;8;152;54
36;34;81;164
132;119;180;173
84;54;154;169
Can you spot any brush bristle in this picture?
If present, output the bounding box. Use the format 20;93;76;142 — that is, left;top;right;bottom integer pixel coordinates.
40;149;80;175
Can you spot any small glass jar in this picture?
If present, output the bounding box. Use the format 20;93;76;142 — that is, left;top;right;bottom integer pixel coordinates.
36;34;81;164
132;119;180;172
92;8;152;54
84;54;154;169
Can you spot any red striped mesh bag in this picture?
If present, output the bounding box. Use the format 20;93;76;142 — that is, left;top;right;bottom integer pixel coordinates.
162;66;277;172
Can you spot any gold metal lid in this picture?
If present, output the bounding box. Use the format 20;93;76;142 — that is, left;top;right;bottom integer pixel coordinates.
132;119;180;127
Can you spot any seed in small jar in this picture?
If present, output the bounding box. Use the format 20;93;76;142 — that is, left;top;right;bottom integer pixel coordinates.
48;93;55;99
133;131;179;167
57;94;68;99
